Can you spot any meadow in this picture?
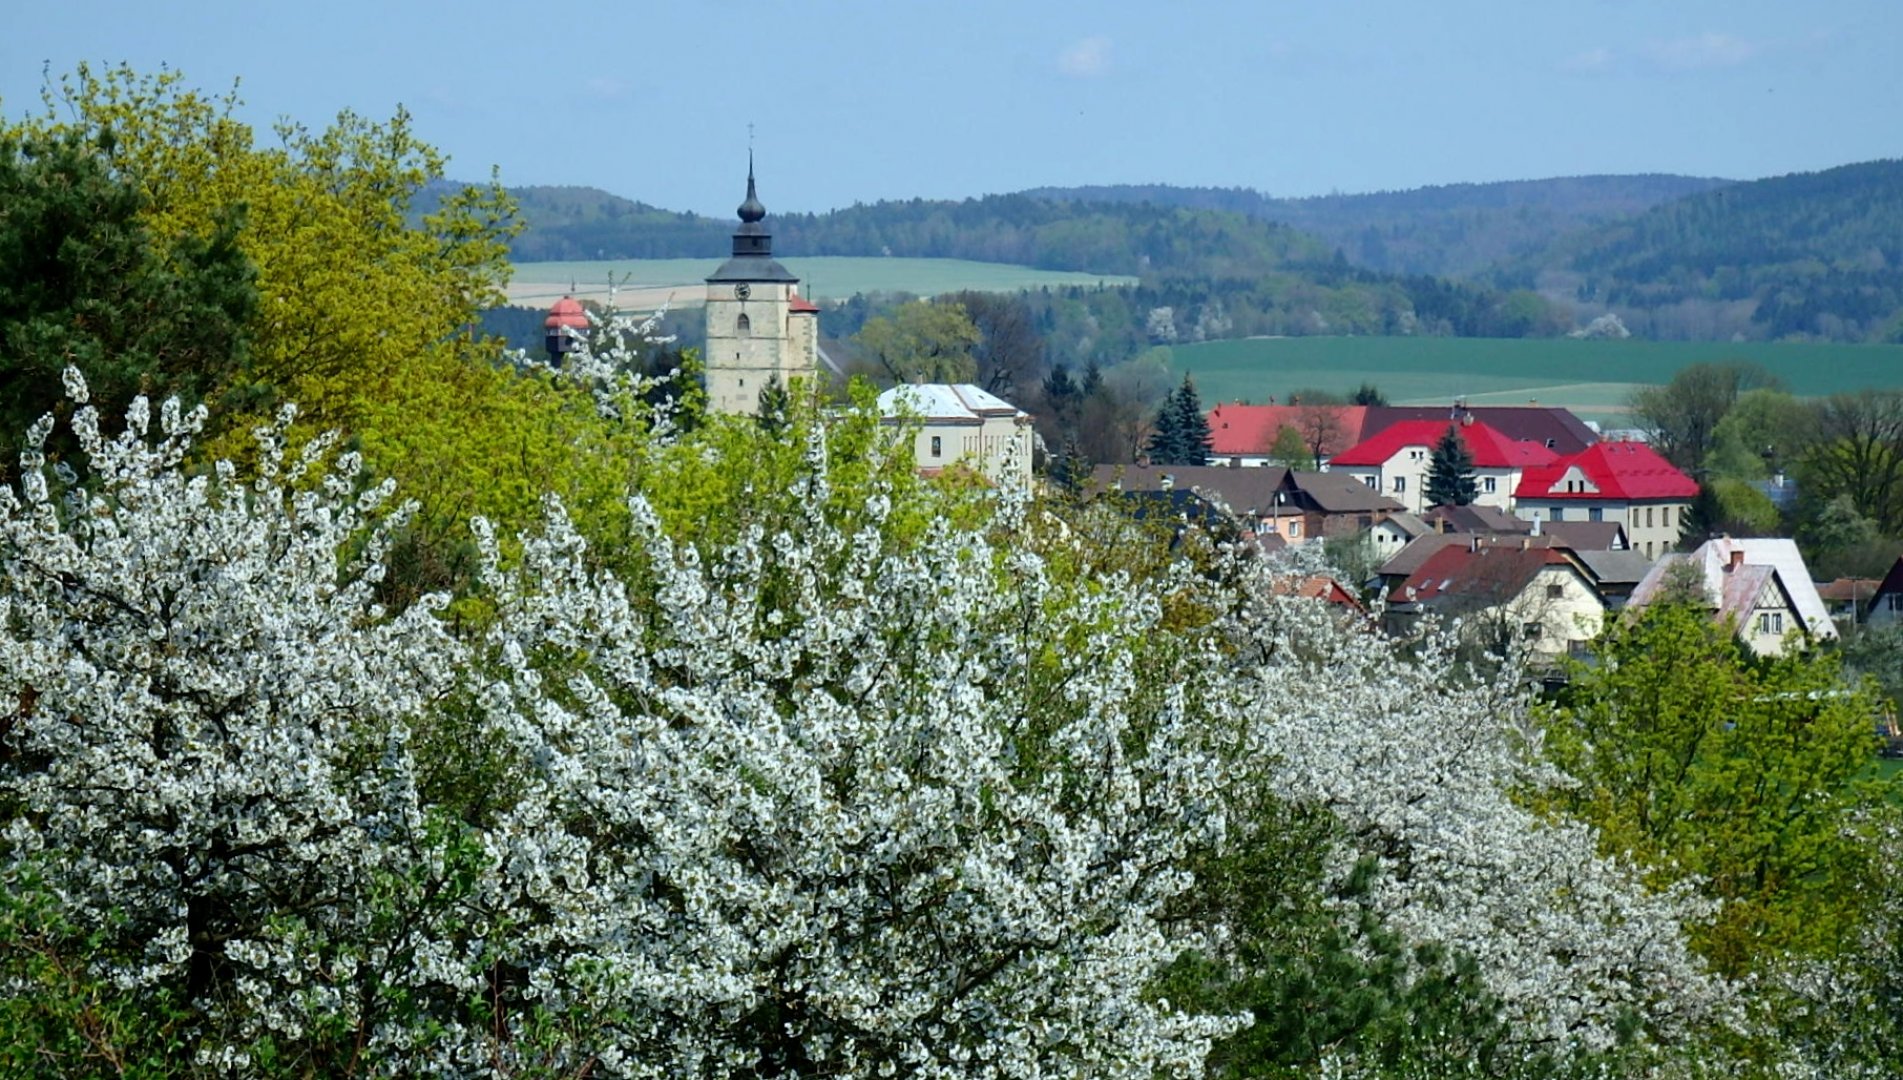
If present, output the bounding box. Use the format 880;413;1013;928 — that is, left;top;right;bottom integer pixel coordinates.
1169;336;1903;424
508;256;1135;306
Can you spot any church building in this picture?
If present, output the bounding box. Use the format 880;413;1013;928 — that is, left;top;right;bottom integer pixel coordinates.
703;160;820;415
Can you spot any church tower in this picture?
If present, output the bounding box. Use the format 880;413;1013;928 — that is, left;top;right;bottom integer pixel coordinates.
704;159;816;415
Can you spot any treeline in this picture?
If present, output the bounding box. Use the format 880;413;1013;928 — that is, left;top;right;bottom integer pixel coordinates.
1026;174;1732;278
1516;159;1903;343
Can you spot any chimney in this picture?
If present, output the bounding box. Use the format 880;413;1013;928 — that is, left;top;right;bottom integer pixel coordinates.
1728;549;1745;572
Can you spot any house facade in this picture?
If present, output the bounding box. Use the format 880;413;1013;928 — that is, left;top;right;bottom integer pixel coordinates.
1627;538;1835;656
1329;419;1558;515
878;384;1034;486
1088;463;1401;545
1512;441;1697;559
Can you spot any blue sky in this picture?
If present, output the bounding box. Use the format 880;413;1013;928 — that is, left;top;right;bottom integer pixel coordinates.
5;1;1897;216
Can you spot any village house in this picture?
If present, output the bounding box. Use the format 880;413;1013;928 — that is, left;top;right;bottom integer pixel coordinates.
1383;539;1607;661
1329;418;1558;515
1627;538;1835;656
1088;463;1400;545
1366;404;1598;456
1204;402;1372;467
1862;558;1903;627
1512;440;1696;559
877;383;1035;487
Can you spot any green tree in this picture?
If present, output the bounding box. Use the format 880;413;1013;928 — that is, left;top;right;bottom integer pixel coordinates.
0;127;254;455
851;299;980;384
1349;382;1388;406
1629;362;1781;472
1424;424;1479;507
1268;424;1314;470
1146;375;1211;466
1544;601;1886;978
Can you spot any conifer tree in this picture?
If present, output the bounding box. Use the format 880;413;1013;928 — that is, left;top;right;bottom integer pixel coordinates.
1425;424;1479;507
1147;375;1212;466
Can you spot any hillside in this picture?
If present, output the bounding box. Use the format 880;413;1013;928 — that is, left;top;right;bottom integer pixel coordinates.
1024;175;1733;278
1509;159;1903;342
486;185;1335;277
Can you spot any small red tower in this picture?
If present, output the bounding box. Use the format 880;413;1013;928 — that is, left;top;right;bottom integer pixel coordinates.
544;295;588;366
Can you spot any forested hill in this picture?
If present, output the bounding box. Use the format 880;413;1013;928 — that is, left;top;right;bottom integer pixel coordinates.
1509;159;1903;342
1024;175;1732;278
484;185;1335;277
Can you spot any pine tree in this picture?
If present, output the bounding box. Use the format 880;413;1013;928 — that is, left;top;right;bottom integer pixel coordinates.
1146;375;1213;466
1424;424;1479;507
1175;376;1213;466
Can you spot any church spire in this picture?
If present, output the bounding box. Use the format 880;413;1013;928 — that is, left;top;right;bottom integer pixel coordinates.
737;151;766;223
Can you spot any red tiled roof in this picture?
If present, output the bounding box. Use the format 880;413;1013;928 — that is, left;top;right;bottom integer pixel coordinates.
1398;543;1573;604
789;292;820;313
1205;403;1370;458
1514;440;1697;501
544;295;588;330
1330;419;1557;469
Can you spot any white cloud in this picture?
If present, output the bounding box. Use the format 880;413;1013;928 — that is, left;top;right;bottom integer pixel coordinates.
1643;32;1758;71
1560;47;1615;73
1057;35;1113;78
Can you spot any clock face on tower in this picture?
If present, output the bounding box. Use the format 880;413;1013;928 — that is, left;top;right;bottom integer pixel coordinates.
734;283;751;300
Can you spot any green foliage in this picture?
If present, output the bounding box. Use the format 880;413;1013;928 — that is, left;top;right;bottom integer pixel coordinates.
1629;362;1780;471
1544;602;1887;978
1703;388;1815;481
1539;159;1903;343
1350;382;1389;406
1424;425;1479;508
851;299;981;383
0;127;255;459
1709;477;1780;535
1269;424;1315;470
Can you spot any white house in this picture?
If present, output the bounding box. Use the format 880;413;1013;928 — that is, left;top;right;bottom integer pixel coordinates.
877;384;1034;487
1328;418;1557;515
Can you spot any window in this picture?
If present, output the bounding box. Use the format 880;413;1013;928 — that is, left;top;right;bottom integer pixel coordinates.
1546;583;1565;599
736;313;752;335
1662;506;1673;527
1758;612;1784;635
1523;622;1544;639
1589;507;1603;522
1645;507;1654;529
1288;521;1302;538
1483;477;1496;494
930;436;942;458
1549;506;1564;522
1392;476;1406;493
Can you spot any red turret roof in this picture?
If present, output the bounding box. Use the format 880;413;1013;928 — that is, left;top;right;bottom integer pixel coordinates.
1330;419;1557;469
789;292;820;314
544;295;588;330
1514;440;1697;501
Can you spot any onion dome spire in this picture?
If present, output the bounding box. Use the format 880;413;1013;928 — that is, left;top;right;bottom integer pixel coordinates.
737;152;766;223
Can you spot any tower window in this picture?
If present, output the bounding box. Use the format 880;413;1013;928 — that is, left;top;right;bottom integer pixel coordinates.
736;313;752;336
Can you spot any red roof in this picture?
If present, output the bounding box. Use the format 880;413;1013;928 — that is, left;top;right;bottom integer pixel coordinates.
1514;440;1697;501
1399;543;1574;604
1330;419;1557;469
1205;403;1370;458
789;291;820;314
544;295;588;330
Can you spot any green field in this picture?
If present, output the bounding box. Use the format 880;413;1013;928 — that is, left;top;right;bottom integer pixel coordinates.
509;257;1134;304
1170;337;1903;424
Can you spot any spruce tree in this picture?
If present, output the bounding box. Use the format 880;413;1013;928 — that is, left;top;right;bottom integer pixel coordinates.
1146;375;1213;466
1424;424;1479;507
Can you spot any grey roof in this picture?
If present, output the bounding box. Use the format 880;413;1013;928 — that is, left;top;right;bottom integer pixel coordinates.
706;161;800;284
1377;533;1474;579
1294;470;1405;513
1628;539;1836;641
1086;463;1399;518
1377;512;1432;538
1423;503;1530;534
1540;520;1627;551
1577;549;1657;587
878;384;1029;423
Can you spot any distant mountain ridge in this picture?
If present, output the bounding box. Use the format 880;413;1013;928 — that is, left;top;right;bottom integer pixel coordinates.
1023;175;1734;278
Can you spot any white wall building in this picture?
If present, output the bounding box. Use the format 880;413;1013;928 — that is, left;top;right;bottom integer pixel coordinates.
877;384;1034;487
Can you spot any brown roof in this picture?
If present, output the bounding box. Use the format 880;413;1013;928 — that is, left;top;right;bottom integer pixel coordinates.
1422;504;1531;535
1539;520;1627;552
1395;544;1579;609
1088;463;1400;518
1365;405;1597;456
